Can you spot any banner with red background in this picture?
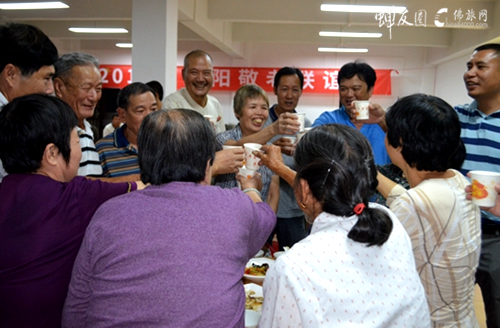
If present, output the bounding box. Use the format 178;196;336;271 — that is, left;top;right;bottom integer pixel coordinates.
99;65;394;95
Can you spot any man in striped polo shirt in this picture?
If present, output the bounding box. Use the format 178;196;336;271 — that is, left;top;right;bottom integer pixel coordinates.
96;83;157;177
456;43;500;328
53;52;103;177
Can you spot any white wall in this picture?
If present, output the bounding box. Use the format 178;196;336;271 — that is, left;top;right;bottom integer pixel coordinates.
70;43;475;126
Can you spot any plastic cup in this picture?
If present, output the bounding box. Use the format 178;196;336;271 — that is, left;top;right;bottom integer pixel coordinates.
282;136;297;144
295;112;306;131
470;171;500;207
237;166;256;188
203;115;217;127
222;145;242;150
353;101;370;120
244;143;262;170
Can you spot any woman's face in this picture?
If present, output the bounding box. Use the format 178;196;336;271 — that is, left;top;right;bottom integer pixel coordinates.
238;96;269;137
62;128;82;182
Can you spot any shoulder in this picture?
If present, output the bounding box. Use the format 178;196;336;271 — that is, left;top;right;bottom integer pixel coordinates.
163;89;187;108
95;134;115;150
312;108;343;126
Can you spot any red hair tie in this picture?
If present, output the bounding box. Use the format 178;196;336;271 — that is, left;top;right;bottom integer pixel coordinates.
353;203;366;215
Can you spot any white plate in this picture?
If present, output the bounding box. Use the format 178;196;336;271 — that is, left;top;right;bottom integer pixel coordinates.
243;257;275;283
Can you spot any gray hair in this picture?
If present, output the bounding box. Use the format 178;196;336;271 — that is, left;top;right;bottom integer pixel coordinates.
53;52;99;80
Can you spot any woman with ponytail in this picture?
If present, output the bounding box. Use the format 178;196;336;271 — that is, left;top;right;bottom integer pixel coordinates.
256;124;430;327
378;94;481;328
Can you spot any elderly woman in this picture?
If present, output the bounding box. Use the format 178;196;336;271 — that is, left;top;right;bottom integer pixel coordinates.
215;84;279;211
256;124;430;327
62;109;276;327
0;95;142;328
377;94;481;327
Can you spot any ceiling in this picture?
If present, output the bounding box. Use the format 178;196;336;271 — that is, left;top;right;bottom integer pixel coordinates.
0;0;496;58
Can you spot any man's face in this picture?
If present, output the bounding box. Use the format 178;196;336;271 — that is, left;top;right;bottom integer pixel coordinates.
339;75;373;115
54;65;103;123
182;55;214;103
274;74;302;114
119;91;157;138
464;49;500;100
11;65;55;100
111;115;121;128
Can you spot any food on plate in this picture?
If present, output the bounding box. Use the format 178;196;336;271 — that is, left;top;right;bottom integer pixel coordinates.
245;289;263;311
244;263;269;276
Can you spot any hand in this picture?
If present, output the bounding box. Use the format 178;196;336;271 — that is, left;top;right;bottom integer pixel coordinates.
273;112;301;135
212;148;245;175
236;171;263;191
254;144;285;172
272;137;296;156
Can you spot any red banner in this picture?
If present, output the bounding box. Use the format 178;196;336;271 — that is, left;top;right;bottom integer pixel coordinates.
99;65;393;95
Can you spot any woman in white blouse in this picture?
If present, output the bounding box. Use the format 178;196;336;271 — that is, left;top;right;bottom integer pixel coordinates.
377;94;481;327
256;124;430;328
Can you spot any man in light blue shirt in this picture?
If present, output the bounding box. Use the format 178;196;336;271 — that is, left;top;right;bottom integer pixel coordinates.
313;61;390;165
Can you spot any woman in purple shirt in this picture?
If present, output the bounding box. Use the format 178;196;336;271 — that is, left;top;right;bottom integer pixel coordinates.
0;95;140;328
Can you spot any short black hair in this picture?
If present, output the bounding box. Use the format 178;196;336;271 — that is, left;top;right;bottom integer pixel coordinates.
337;61;377;91
0;23;58;76
294;124;393;247
0;94;78;174
138;109;216;185
473;43;500;57
386;94;465;172
146;80;164;100
273;67;304;90
117;82;155;110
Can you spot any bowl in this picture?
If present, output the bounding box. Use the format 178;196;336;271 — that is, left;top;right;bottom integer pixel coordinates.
245;309;260;328
243;257;275;283
254;250;264;257
244;283;263;312
273;251;285;259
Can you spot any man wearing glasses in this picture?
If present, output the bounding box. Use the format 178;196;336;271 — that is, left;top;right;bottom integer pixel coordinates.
54;52;103;177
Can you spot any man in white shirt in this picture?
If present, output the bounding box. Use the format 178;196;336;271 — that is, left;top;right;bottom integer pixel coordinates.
0;23;58;182
163;50;225;133
53;52;103;177
102;113;122;137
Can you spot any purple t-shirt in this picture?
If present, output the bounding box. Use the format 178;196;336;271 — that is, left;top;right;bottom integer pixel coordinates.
0;174;135;328
62;182;276;328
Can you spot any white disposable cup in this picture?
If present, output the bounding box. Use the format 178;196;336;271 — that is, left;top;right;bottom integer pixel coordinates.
297;127;313;141
203;115;217;127
469;171;500;207
222;145;242;150
282;136;297;144
237;166;256;188
295;112;306;131
353;101;370;120
244;143;262;170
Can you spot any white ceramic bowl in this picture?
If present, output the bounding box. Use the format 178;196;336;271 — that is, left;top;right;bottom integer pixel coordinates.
254;250;264;257
273;251;285;259
245;310;260;328
244;283;263;312
243;257;275;283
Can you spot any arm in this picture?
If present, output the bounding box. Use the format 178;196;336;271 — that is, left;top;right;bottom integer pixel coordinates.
237;171;264;203
255;144;296;187
376;171;397;199
266;175;280;213
224;112;300;146
87;175;146;190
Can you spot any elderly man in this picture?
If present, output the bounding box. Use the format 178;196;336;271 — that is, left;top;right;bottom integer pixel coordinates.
312;61;390;165
0;22;58;181
163;49;225;133
63;109;275;327
96;83;157;177
53;52;103;177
